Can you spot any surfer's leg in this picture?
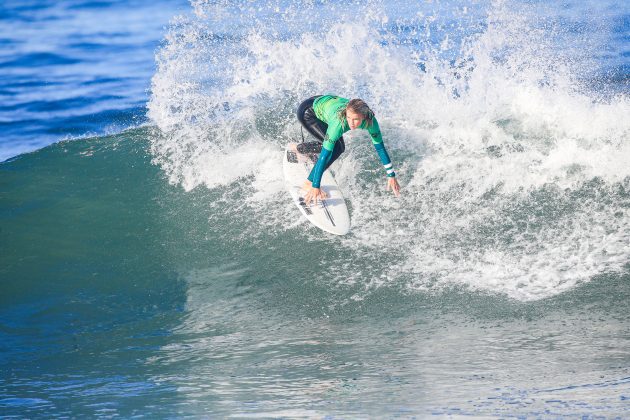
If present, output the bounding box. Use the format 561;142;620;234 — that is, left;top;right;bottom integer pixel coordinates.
297;96;328;146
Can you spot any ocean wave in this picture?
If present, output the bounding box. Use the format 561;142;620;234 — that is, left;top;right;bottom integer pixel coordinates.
147;0;630;301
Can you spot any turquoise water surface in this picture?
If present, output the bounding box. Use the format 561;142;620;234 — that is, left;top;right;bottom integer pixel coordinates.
2;0;629;417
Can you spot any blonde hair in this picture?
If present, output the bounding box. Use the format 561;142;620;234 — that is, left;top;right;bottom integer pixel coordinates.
338;98;375;128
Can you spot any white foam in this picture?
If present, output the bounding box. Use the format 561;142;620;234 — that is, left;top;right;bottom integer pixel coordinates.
148;1;629;301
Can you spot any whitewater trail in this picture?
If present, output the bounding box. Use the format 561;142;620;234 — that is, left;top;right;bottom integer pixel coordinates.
148;0;630;301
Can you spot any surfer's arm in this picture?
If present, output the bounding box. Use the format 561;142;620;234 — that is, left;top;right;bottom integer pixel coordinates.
304;146;332;205
368;118;396;178
373;143;395;177
368;118;400;196
308;122;343;188
307;147;333;188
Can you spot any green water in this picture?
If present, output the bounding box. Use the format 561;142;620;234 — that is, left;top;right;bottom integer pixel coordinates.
1;129;629;417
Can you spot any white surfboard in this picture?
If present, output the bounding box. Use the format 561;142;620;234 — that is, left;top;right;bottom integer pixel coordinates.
283;143;350;235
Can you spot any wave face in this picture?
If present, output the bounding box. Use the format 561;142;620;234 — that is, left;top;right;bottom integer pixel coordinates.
148;0;630;301
2;1;630;417
2;129;630;418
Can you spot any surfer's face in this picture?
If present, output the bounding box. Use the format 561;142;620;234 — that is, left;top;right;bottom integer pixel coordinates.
346;109;364;130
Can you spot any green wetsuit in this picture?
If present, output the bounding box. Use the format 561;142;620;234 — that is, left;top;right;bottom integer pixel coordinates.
308;95;395;188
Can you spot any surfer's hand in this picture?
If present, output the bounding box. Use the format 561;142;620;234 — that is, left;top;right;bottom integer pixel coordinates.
304;186;328;205
386;177;401;197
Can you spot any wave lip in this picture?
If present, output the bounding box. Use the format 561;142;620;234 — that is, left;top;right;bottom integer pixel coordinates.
146;0;629;301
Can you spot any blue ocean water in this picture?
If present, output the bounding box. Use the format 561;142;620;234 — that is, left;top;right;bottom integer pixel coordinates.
1;0;630;417
0;0;188;161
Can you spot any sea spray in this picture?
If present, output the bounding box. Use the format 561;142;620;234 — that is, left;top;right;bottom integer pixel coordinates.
148;0;629;300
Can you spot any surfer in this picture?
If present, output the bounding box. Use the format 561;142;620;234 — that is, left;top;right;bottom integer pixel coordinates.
296;95;401;204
